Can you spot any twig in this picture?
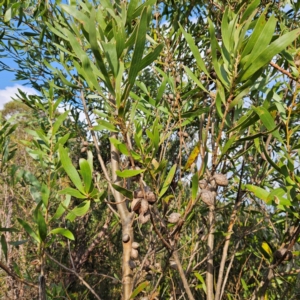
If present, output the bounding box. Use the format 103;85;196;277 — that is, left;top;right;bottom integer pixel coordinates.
270;61;300;82
45;252;102;300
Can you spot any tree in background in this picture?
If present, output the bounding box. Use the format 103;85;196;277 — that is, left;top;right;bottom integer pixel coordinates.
1;0;300;299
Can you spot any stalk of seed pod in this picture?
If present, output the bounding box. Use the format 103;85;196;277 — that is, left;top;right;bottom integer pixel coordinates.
200;189;214;206
213;173;229;186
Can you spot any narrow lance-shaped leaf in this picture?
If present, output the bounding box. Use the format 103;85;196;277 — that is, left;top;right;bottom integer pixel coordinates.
128;7;148;85
159;164;177;198
59;187;87;199
112;184;133;200
252;106;283;143
130;281;150;299
66;200;91;222
49;228;75;240
192;173;199;201
59;145;85;194
240;28;300;81
79;159;92;193
180;23;209;77
185;144;200;170
116;169;145;178
1;234;8;261
17;218;40;243
37;210;47;242
245;184;270;204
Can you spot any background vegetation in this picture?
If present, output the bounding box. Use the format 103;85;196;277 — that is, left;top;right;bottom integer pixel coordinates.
1;0;300;299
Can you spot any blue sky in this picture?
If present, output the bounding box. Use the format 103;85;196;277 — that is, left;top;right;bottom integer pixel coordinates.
0;57;37;110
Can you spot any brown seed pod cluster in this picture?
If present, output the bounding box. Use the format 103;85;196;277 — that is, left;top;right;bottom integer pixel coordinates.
130;241;140;260
274;248;293;261
131;186;157;224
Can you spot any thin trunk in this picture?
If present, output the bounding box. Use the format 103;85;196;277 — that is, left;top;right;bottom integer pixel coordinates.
206;206;215;300
172;250;195;300
110;135;134;299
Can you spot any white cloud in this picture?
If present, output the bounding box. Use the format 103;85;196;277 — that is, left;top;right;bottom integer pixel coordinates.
0;84;38;110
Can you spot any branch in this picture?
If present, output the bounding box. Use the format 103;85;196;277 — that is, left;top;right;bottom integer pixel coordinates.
270;61;300;82
0;261;38;289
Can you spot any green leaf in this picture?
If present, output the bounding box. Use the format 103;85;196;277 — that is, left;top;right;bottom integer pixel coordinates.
208;19;229;87
240;0;260;23
17;218;40;243
9;240;28;247
49;228;75;240
184;66;208;92
59;145;85;194
159;164;177;198
192;173;199;201
246;184;270;203
0;227;19;232
128;7;148;85
241;15;276;71
79;159;92;193
52;110;69;136
59;187;87;199
93;120;118;132
1;234;7;261
252;107;283;143
240;28;300;81
116;169;146;178
180;24;209;77
66;200;91;222
139;43;164;70
130;281;149;299
37;210;47;242
112;184;133;200
51;195;71;220
60;4;90;32
41;184;50;207
102;41;119;77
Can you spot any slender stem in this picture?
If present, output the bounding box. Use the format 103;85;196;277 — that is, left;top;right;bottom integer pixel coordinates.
172;250;195;300
206;206;215;300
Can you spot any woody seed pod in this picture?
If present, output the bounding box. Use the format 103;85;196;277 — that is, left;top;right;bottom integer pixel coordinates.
130;248;139;259
131;198;142;212
213;174;229;186
82;141;89;146
201;189;214;206
139;213;150;224
81;147;87;153
146;191;156;204
167;212;181;224
132;242;140;249
128;260;136;269
274;248;293;261
134;189;144;198
139;199;149;214
122;234;130;243
199;179;208;189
